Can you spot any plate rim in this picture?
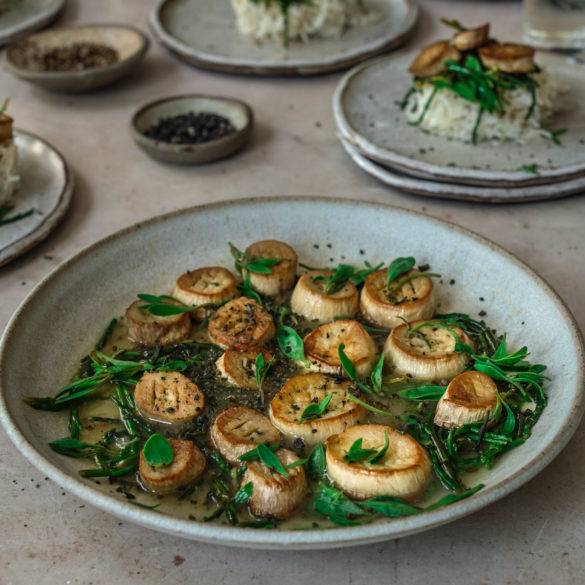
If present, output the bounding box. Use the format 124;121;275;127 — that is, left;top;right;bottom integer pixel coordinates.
0;0;64;46
0;196;583;549
340;137;585;203
333;52;585;186
149;0;418;76
0;129;74;268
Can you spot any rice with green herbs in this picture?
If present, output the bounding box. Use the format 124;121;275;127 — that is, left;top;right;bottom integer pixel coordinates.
404;71;564;144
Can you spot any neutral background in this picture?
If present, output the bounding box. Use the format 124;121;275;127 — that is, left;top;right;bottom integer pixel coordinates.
2;1;585;583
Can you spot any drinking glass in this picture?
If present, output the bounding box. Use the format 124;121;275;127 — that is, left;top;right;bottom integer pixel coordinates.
524;0;585;48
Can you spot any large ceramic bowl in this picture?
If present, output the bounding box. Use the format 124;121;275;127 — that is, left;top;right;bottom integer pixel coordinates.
0;197;583;549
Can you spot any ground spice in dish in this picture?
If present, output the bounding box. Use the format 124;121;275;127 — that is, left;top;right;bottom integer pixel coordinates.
13;41;119;72
144;112;236;145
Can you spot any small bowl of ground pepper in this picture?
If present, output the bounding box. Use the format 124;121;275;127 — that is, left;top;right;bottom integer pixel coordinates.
131;94;254;165
4;24;149;93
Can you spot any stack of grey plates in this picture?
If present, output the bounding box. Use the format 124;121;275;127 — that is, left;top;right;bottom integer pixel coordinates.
333;50;585;203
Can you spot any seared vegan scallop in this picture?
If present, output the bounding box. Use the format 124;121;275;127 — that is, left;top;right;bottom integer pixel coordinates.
290;270;359;323
434;370;498;429
216;348;272;390
383;321;473;381
360;268;435;329
243;448;308;519
326;425;432;501
139;438;206;495
208;297;275;349
451;22;490;51
134;371;205;425
173;266;238;308
409;40;461;77
478;43;535;73
243;240;298;297
303;320;377;377
126;299;191;346
269;373;365;447
211;406;281;465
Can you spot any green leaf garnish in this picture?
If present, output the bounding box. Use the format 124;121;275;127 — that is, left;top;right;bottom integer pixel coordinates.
440;17;467;31
307;443;326;480
386;256;416;287
0;208;34;227
143;433;174;467
277;325;306;363
300;393;333;422
238;272;263;303
345;432;389;465
233;481;253;506
229;242;279;274
239;443;288;478
361;496;420;517
137;293;193;316
370;353;384;393
346;393;394;417
399;385;446;401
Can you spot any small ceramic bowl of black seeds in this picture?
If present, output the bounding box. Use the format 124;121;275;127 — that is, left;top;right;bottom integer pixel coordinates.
131;94;254;165
4;24;149;93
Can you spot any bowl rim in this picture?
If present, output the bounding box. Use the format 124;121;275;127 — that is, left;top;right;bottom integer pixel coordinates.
0;196;583;549
130;93;255;154
4;23;150;79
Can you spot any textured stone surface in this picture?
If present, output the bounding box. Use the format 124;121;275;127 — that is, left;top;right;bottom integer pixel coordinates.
1;1;585;583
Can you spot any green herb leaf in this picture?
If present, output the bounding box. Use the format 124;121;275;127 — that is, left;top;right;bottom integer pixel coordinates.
346;393;394;417
307;443;326;480
362;496;420;517
370;353;385;393
137;293;193;316
425;484;484;511
233;482;253;506
386;256;416;287
239;443;288;478
399;385;446;401
440;17;467;31
143;434;174;467
277;325;306;362
313;483;368;526
286;457;308;469
229;241;279;274
237;272;262;303
345;432;389;465
300;393;333;422
95;318;118;351
0;208;34;227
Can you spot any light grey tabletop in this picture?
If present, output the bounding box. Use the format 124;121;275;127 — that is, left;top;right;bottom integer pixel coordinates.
1;1;584;583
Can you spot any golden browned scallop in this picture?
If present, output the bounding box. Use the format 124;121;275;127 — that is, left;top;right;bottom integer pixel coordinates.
211;406;281;464
478;43;535;73
134;371;205;425
303;320;377;377
243;240;298;297
139;438;206;495
452;23;490;51
243;448;308;519
434;370;498;429
208;297;275;350
216;347;273;390
290;270;359;323
409;41;461;77
126;300;191;347
383;321;473;382
326;424;432;501
173;266;238;308
269;373;365;447
360;269;435;330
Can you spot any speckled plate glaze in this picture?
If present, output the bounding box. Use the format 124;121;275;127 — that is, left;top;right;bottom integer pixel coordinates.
150;0;418;76
341;138;585;203
0;0;64;46
334;52;585;186
0;197;583;549
0;130;73;268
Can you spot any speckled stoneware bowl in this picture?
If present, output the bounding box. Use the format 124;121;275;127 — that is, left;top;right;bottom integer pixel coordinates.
4;24;149;92
334;52;585;187
0;197;583;549
340;138;585;203
0;0;64;46
131;95;254;164
150;0;418;76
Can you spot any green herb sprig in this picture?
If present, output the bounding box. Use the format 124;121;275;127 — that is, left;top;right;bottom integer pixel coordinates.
345;432;389;464
143;433;174;467
300;393;333;422
229;242;279;274
239;443;288;477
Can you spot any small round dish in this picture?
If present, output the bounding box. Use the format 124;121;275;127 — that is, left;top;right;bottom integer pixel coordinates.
131;94;254;165
4;24;149;93
0;0;64;47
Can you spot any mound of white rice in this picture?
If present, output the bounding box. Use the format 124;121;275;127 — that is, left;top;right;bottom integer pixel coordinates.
231;0;380;43
0;142;19;207
404;72;564;144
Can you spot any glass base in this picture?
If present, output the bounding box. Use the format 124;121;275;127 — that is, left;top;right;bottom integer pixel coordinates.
524;26;585;49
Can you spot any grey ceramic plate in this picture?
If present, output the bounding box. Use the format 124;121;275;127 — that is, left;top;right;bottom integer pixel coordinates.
0;130;73;267
150;0;418;76
5;24;149;93
334;52;585;186
341;138;585;203
0;0;64;46
0;197;583;549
